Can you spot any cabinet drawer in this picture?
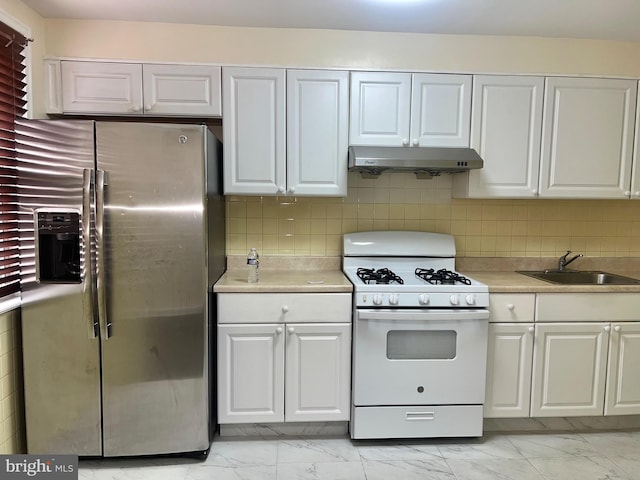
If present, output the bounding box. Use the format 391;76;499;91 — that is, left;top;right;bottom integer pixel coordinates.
489;294;535;323
536;293;640;321
218;293;352;324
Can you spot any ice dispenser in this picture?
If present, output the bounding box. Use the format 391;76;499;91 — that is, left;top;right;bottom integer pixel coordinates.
36;211;81;283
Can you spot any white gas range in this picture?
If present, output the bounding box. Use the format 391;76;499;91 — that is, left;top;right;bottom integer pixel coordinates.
343;231;490;440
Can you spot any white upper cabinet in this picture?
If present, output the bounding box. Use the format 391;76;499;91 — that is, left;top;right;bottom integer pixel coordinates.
142;64;221;116
287;69;349;196
410;73;472;147
60;61;143;115
223;67;348;196
57;60;221;116
453;75;544;198
349;72;471;147
223;67;286;195
539;77;637;198
349;72;411;146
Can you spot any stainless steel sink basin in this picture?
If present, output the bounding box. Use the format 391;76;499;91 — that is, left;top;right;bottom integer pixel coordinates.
517;270;640;285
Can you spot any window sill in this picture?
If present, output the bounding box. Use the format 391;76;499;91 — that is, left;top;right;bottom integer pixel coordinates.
0;293;21;315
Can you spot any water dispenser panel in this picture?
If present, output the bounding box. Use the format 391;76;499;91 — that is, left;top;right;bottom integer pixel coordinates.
36;211;81;283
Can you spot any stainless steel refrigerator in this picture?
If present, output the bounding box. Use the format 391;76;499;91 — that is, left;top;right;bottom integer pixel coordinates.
17;120;225;456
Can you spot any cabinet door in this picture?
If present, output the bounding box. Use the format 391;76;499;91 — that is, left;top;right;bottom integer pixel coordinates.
142;64;221;116
217;324;285;423
222;67;286;194
60;61;143;114
485;323;534;418
287;70;349;196
463;75;544;198
531;323;609;417
539;77;636;198
349;72;411;146
410;74;471;147
631;80;640;200
605;322;640;415
285;323;351;422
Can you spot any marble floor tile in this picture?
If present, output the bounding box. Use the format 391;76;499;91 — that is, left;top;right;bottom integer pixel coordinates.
579;431;640;457
527;455;633;480
205;439;279;466
362;459;456;480
185;465;277;480
276;461;366;480
445;458;545;480
277;437;360;463
437;434;524;460
506;432;600;458
80;465;191;480
609;455;640;480
356;439;442;461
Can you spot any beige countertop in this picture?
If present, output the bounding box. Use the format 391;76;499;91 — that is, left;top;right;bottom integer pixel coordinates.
462;270;640;293
214;269;353;293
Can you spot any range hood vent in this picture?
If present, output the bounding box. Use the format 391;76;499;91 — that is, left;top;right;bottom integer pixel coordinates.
348;145;484;178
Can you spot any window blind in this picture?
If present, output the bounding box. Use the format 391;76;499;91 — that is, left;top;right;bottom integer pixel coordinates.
0;22;27;298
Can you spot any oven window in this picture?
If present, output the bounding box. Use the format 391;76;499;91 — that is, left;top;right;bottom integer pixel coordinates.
387;330;457;359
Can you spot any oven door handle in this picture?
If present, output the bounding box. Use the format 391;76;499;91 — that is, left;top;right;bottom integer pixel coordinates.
357;308;489;322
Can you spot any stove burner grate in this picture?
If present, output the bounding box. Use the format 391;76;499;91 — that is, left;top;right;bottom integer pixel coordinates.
415;268;472;285
357;267;404;285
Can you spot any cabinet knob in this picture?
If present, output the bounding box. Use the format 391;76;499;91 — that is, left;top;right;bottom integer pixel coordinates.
288;327;295;334
604;325;611;332
507;303;515;311
282;305;289;313
528;326;535;333
625;191;631;196
288;187;295;194
278;186;285;194
145;104;152;111
276;327;283;334
532;189;538;195
635;191;640;197
412;138;419;146
614;325;621;332
131;105;141;112
402;138;409;146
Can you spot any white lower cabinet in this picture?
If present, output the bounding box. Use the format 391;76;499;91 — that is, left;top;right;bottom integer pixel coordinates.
217;293;352;424
605;322;640;415
486;293;640;418
531;322;610;417
485;323;534;418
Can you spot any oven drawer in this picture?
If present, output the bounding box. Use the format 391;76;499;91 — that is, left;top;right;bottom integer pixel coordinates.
351;405;483;439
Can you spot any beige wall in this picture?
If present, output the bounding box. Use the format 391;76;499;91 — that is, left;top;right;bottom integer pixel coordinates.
0;309;23;454
43;20;640;77
35;18;640;258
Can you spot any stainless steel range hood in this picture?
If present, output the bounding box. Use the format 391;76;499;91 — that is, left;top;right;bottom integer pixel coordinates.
348;145;484;178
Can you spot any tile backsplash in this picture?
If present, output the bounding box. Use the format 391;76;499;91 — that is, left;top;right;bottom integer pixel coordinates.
225;172;640;257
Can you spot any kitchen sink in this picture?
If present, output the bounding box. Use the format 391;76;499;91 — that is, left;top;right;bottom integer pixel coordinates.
517;270;640;285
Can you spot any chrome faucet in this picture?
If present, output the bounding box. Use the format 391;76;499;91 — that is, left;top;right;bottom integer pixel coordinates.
557;250;583;271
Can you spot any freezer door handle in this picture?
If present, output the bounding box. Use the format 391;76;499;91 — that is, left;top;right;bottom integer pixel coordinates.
96;169;111;339
82;168;98;339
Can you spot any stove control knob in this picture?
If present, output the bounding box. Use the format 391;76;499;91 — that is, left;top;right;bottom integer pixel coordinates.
373;294;383;306
419;294;430;305
465;294;476;305
388;294;399;305
450;294;460;305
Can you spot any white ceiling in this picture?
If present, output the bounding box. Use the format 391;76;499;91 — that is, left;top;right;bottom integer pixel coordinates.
20;0;640;42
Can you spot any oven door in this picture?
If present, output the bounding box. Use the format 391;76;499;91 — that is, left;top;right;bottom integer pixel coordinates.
353;308;489;406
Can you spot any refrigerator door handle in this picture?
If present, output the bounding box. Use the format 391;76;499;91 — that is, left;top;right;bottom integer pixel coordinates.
82;168;98;339
96;169;111;339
